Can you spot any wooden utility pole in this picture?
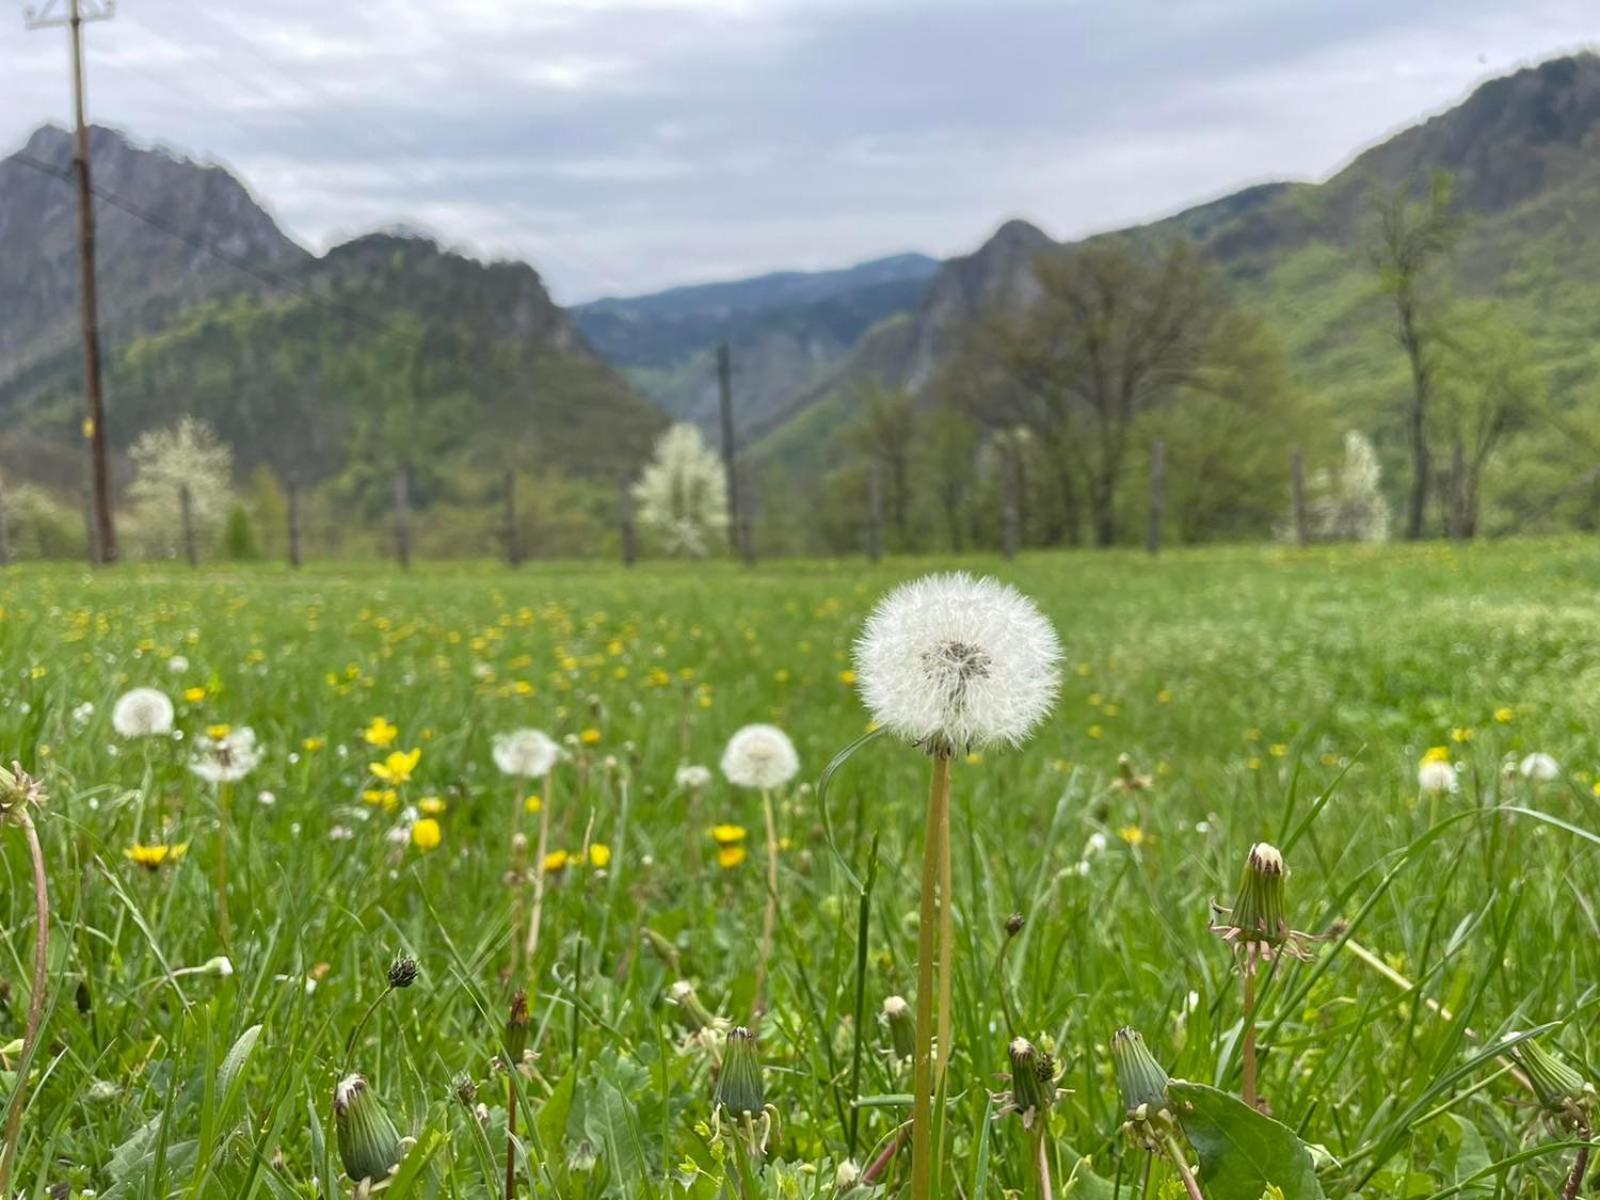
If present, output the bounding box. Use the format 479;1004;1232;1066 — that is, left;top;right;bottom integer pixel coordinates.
619;475;637;567
179;483;197;567
27;0;118;563
392;465;411;569
504;468;521;566
736;463;756;566
716;342;740;555
1146;439;1166;556
1290;448;1308;546
287;476;303;568
866;461;883;564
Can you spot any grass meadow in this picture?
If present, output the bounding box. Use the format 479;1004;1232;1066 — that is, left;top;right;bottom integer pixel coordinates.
4;540;1600;1198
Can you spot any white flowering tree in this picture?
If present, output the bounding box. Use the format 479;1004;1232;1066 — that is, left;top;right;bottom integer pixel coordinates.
632;424;728;557
1290;430;1391;543
127;416;234;558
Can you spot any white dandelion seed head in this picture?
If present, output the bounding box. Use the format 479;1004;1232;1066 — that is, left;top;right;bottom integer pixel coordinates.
853;572;1062;753
720;724;800;790
112;688;174;738
1519;752;1559;781
167;655;189;674
188;726;261;783
493;728;559;778
675;763;713;791
1416;758;1458;794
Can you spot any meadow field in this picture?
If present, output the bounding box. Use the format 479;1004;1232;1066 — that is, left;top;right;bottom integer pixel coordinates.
3;540;1600;1199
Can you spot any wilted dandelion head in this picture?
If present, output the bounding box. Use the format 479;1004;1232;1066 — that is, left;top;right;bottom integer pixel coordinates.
492;728;559;779
720;724;800;791
853;572;1062;754
188;726;261;783
1416;748;1458;794
1519;752;1560;782
112;687;175;738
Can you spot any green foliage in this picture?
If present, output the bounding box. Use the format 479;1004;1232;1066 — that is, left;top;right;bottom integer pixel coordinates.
222;502;259;561
1170;1081;1324;1200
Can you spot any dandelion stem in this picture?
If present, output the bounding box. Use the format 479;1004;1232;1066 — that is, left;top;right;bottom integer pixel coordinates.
1162;1133;1207;1200
213;781;231;946
524;770;554;964
342;984;395;1073
1561;1116;1591;1200
935;769;954;1089
0;809;49;1198
504;1072;517;1200
1033;1126;1055;1200
1241;967;1258;1109
861;1121;911;1185
909;752;950;1200
755;788;779;1016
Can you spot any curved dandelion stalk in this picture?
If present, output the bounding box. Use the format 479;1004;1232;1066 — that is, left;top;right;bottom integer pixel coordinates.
0;766;50;1198
525;767;555;963
720;724;800;1015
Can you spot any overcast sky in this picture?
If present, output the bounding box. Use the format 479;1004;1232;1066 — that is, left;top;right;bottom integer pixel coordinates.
3;0;1596;303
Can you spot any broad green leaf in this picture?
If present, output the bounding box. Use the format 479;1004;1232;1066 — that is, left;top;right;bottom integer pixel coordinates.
535;1066;578;1163
1443;1114;1493;1196
1060;1149;1115;1199
1170;1080;1325;1200
385;1127;448;1200
217;1023;263;1125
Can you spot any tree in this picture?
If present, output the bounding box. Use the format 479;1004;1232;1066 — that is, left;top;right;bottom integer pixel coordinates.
1433;303;1545;538
127;416;233;560
1371;172;1462;540
846;384;917;547
987;237;1266;546
918;405;978;551
1284;431;1391;544
223;503;260;560
631;424;728;557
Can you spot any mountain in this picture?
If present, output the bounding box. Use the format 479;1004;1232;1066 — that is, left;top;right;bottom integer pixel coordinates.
0;125;663;499
756;52;1600;473
571;253;939;432
0;124;307;386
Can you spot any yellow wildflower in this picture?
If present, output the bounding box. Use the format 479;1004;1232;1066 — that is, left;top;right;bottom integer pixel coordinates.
580;728;601;746
711;824;747;846
1451;727;1474;743
206;724;231;741
411;818;441;851
544;850;570;873
418;796;446;816
589;843;612;868
717;844;747;869
125;841;188;870
1117;826;1145;847
1494;706;1514;724
302;736;326;752
183;686;207;703
838;669;857;686
364;716;399;748
525;794;542;814
370;747;421;785
1421;745;1451;764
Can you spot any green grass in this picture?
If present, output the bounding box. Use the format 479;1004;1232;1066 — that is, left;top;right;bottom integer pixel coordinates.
3;541;1600;1198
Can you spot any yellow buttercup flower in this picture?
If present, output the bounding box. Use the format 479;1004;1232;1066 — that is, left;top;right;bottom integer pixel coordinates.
125;841;189;870
370;747;421;785
711;824;747;846
1117;826;1145;848
418;796;446;816
525;794;542;814
580;728;601;746
588;843;611;868
1450;727;1474;743
544;850;570;873
364;716;399;748
1421;745;1451;764
838;669;857;686
362;788;398;810
302;736;326;752
1494;707;1514;724
183;686;207;703
411;818;441;851
206;723;231;741
717;844;747;869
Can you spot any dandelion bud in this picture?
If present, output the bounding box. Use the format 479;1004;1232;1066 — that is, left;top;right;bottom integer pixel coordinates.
202;955;234;978
1508;1035;1594;1120
505;989;529;1063
567;1138;599;1173
665;980;717;1033
1005;912;1026;937
641;927;680;970
1008;1037;1056;1123
1112;1027;1170;1116
714;1027;766;1117
387;957;419;990
334;1074;404;1184
882;995;915;1061
1231;843;1287;939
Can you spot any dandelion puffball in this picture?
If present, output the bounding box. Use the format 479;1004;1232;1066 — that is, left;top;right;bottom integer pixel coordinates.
492;728;559;778
189;726;261;783
853;572;1062;753
721;724;800;790
1416;752;1458;795
1519;752;1559;781
676;763;713;791
112;687;175;738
